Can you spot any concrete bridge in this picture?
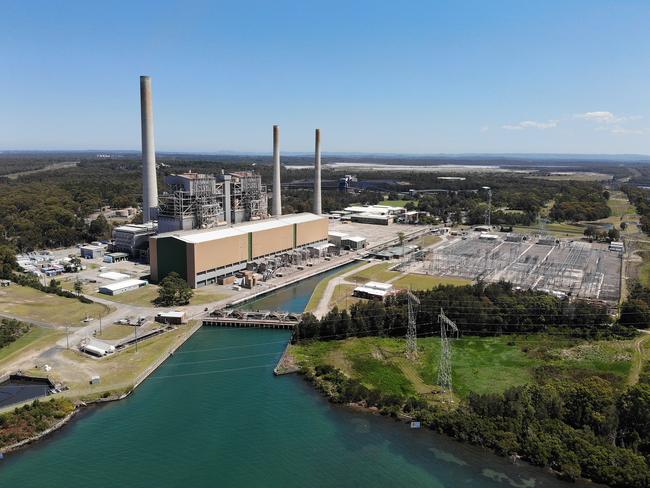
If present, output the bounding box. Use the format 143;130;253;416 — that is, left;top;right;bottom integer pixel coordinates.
202;309;302;330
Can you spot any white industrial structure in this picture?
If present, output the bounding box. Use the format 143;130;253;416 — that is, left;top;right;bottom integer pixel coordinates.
313;128;322;215
272;124;282;216
140;76;158;223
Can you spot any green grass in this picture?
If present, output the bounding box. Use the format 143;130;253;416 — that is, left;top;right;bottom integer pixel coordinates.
93;285;159;307
0;327;62;369
293;335;635;401
0;285;111;326
190;288;233;305
514;222;585;237
415;235;441;248
393;274;471;291
328;283;361;310
383;200;416;207
349;262;400;284
304;261;368;313
94;284;231;308
96;324;135;341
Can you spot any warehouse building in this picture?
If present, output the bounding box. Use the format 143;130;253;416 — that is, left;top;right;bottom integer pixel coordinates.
149;213;328;288
99;279;148;295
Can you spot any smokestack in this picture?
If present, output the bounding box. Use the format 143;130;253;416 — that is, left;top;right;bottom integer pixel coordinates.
140;75;158;223
313;128;322;215
272;124;282;216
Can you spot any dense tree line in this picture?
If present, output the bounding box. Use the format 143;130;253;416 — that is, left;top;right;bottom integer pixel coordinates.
296;282;629;342
549;183;611;222
304;365;650;487
0;318;30;349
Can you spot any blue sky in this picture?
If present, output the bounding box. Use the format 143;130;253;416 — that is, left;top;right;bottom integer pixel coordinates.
1;0;649;154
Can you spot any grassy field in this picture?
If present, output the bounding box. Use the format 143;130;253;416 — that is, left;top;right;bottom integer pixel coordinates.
328;283;361;310
96;324;135;341
92;285;159;307
304;261;368;313
414;235;441;248
514;222;585;237
0;327;63;370
292;335;636;401
57;323;196;398
349;262;400;283
392;274;471;291
0;285;111;326
383;200;415;207
92;284;232;308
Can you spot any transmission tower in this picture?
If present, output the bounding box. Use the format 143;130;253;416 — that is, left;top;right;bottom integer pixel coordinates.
437;308;459;395
405;290;420;360
482;186;492;227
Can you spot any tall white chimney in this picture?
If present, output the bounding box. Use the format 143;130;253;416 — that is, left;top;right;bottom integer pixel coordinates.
313;128;322;215
140;75;158;223
272;124;282;216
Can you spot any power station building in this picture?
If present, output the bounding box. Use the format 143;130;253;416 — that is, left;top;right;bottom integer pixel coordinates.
157;171;268;233
149;213;328;288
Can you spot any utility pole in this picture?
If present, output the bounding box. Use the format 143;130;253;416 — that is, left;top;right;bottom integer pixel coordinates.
66;324;69;350
134;324;138;353
437;308;458;399
405;289;420;360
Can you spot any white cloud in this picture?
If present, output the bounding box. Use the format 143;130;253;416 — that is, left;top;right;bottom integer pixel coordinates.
480;126;489;133
609;127;647;135
502;120;557;130
575;111;641;124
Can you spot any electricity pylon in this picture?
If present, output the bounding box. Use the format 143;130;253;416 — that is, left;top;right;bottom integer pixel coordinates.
405;290;420;360
437;308;458;396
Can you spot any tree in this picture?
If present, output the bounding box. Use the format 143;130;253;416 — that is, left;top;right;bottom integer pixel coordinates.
156;272;193;306
608;227;621;241
88;214;111;240
73;277;83;296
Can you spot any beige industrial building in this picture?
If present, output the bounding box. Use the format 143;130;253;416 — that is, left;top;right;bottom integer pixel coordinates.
149;213;328;288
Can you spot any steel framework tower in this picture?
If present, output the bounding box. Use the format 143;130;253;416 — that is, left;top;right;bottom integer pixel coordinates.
482;186;492;227
405;290;420;359
437;308;459;394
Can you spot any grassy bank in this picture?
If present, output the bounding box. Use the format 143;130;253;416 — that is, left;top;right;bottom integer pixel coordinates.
304;261;367;313
0;398;75;450
292;334;636;401
0;285;111;326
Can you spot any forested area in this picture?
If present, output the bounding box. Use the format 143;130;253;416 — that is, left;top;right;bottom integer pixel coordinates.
296;281;630;342
549;184;611;222
304;365;650;487
0;318;30;349
623;185;650;234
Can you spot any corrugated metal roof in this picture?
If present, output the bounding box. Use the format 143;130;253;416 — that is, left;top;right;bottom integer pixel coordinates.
155;213;325;244
99;279;147;292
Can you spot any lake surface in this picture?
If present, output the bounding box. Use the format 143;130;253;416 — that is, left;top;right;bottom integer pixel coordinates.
0;269;575;487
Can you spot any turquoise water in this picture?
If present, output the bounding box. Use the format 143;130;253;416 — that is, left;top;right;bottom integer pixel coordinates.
0;267;576;487
238;261;361;313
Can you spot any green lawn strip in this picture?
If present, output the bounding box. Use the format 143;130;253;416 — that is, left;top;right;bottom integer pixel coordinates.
328;283;361;311
383;200;414;207
393;274;471;291
304;261;367;312
0;327;62;368
349;262;400;284
415;235;441;248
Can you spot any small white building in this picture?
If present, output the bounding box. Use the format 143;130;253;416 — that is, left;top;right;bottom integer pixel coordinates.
353;281;393;300
341;236;367;250
478;233;499;241
98;271;130;281
99;279;148;295
609;241;624;252
328;231;348;247
156;311;186;325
